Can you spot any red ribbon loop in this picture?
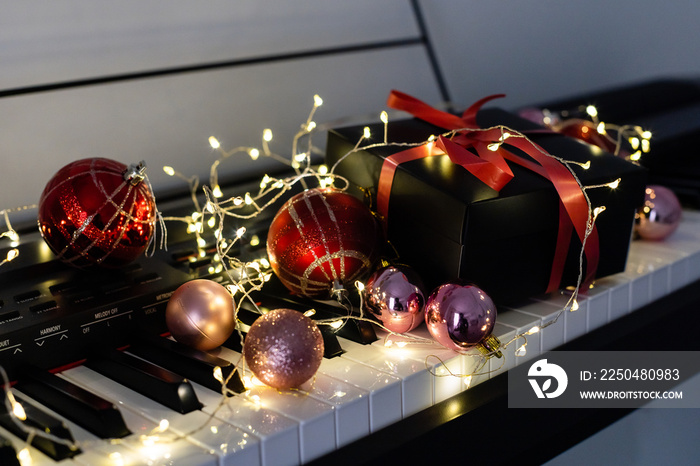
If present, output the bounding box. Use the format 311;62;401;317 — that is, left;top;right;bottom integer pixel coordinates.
378;90;599;293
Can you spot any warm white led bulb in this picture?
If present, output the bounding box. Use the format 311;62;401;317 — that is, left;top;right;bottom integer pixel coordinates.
330;320;344;329
6;248;19;262
314;94;323;107
163;166;175;176
263;129;273;142
209;136;221;149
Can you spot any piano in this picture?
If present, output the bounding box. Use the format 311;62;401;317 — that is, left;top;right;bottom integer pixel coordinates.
1;176;700;466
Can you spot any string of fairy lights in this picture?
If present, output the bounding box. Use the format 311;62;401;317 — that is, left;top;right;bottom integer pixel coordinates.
0;94;652;464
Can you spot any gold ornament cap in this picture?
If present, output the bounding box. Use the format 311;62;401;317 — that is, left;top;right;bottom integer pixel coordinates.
477;334;502;358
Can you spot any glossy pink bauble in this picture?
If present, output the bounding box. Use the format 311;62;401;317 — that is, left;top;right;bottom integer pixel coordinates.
425;282;497;351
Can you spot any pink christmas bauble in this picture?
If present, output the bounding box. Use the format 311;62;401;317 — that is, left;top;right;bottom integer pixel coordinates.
425;282;497;352
362;265;426;333
165;279;236;351
243;308;324;389
635;185;682;240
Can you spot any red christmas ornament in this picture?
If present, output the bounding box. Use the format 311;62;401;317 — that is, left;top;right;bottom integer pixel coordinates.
38;158;156;268
557;121;618;154
266;188;382;298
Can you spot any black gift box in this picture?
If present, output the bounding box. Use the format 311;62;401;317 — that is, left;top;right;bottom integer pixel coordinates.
527;78;700;206
326;107;647;304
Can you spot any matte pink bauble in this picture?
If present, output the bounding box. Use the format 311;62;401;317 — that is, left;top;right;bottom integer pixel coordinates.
425;282;497;352
165;279;236;351
635;185;682;240
244;308;324;389
362;265;426;333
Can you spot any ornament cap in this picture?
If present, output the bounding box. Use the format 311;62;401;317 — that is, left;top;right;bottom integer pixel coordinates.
331;279;347;301
124;160;148;186
477;334;503;358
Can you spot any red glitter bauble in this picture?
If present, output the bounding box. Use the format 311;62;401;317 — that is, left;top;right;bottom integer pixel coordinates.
266;188;382;298
38;158;156;268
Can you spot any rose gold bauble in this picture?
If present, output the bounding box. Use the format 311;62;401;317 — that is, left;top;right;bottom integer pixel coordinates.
635;185;682;240
165;279;236;351
244;308;324;389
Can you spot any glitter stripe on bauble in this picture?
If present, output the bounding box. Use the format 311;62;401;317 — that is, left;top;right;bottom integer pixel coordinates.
266;187;382;298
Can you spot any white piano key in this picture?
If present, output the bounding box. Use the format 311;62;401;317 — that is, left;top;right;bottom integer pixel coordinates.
200;351;370;453
582;285;612;333
188;380;301;466
505;300;566;352
317;351;402;432
0;425;81;466
496;309;542;364
61;365;259;466
337;334;434;416
373;325;470;405
531;288;590;344
592;274;633;321
298;372;370;448
209;344;371;450
74;439;217;466
489;323;518;377
14;388;218;466
459;347;491;390
213;346;343;463
242;386;335;463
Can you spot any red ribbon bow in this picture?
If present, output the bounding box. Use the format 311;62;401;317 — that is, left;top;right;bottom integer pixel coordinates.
378;90;599;293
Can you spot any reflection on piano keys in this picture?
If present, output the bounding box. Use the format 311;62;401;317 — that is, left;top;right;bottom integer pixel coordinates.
0;209;698;465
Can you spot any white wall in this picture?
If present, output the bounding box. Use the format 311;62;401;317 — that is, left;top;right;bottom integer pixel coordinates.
1;0;699;230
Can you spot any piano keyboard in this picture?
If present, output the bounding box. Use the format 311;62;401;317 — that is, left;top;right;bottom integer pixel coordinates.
1;204;699;465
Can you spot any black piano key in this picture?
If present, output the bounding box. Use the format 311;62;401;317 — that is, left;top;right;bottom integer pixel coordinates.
85;349;203;414
0;433;19;466
236;305;344;358
127;335;245;395
14;365;130;439
223;331;244;353
0;394;80;461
